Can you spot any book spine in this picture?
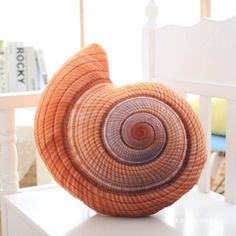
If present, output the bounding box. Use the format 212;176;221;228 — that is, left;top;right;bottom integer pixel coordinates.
6;43;16;92
25;47;38;91
6;42;27;92
0;49;7;93
36;50;48;89
16;44;27;91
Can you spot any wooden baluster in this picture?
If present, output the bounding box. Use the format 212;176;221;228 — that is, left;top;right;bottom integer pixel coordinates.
0;108;19;194
198;96;212;193
225;99;236;203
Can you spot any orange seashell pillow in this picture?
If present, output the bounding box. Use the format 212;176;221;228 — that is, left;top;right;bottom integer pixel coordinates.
34;44;206;217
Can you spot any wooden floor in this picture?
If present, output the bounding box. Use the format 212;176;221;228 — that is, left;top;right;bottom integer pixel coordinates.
211;153;225;194
19;160;37;188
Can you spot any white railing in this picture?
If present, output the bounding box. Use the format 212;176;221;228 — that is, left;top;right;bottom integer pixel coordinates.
0;91;41;194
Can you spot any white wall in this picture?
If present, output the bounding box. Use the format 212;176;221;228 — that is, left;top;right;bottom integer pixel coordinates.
212;0;236;19
0;0;80;78
84;0;200;86
1;0;235;85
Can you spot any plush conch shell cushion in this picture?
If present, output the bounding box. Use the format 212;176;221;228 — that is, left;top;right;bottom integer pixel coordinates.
35;44;206;217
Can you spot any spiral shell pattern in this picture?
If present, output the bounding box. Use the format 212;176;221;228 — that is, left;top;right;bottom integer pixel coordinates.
35;44;206;216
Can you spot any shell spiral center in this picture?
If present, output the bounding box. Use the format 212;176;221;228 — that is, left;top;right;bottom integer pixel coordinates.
103;109;167;164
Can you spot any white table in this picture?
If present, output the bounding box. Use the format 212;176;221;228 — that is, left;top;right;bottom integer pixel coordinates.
2;185;236;236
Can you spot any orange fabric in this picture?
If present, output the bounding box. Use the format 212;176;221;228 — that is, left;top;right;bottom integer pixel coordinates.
35;44;206;217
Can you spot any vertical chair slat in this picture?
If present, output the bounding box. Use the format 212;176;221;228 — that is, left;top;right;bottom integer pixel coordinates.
0;109;19;194
142;0;158;82
198;96;212;193
142;27;157;82
225;99;236;203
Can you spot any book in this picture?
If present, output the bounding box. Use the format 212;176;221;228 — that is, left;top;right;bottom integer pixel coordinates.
6;42;27;92
25;47;38;91
15;44;27;91
3;42;47;92
0;49;7;93
36;50;48;89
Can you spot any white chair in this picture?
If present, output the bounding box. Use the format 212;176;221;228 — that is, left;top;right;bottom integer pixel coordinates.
0;92;52;191
1;0;236;235
143;0;236;198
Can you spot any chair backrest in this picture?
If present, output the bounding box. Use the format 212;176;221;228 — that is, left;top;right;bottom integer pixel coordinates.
0;92;41;194
142;0;236;203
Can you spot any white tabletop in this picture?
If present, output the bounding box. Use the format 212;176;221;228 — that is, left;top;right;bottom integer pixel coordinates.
3;184;236;236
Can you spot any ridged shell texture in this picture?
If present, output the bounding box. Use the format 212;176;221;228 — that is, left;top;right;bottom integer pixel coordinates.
35;44;206;216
